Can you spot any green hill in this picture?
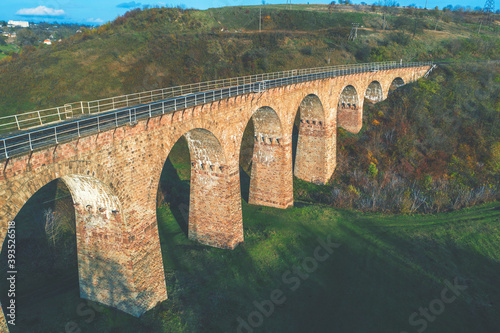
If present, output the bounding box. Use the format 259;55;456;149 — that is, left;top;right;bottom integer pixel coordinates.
0;5;498;116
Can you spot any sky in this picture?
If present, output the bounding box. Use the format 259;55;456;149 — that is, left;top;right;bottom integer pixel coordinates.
0;0;491;26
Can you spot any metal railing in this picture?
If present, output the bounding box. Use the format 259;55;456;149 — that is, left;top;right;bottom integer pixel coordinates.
0;61;407;135
0;61;432;160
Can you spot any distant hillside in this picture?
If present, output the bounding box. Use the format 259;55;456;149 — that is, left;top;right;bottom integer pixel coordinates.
0;5;498;116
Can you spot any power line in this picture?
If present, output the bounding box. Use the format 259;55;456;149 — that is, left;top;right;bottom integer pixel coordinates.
259;6;262;32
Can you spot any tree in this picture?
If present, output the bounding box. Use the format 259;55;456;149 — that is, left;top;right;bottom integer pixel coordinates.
329;1;336;14
16;28;38;46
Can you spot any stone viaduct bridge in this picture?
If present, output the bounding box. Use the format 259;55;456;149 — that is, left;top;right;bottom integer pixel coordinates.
0;61;432;329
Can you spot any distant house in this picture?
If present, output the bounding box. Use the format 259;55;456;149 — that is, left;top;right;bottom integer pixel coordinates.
43;39;52;45
8;20;29;28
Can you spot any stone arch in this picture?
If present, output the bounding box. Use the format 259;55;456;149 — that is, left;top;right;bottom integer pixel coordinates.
0;160;168;327
244;106;293;209
178;128;243;249
294;94;336;184
365;81;384;103
0;167;151;329
389;77;405;94
337;85;363;133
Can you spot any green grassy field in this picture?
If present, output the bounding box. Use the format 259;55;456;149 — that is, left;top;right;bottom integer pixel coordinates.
0;44;20;60
6;199;499;332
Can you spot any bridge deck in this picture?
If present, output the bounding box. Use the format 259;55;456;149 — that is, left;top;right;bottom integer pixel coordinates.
0;62;432;161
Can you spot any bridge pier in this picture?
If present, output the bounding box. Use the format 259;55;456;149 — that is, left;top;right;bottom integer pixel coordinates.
294;120;336;185
247;106;293;209
188;162;244;249
249;136;294;208
64;174;168;317
337;106;363;133
186;129;244;249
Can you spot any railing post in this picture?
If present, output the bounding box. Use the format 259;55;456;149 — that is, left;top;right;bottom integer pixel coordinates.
112;98;116;110
185;96;187;109
3;139;8;159
55;127;58;144
115;112;118;127
174;98;177;111
77;121;80;137
97;117;100;132
57;107;62;121
126;95;129;107
162;101;165;114
80;101;84;114
37;111;43;125
28;133;33;151
149;104;152;118
14;115;20;130
129;109;132;124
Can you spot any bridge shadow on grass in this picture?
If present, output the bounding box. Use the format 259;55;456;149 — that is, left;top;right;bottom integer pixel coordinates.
153;202;500;333
4;190;500;332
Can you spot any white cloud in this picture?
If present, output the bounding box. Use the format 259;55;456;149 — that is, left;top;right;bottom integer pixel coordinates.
87;18;104;23
16;6;66;17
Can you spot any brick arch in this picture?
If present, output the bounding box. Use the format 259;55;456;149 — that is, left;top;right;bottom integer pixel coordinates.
364;80;384;103
0;161;157;325
185;128;227;169
294;93;336;184
0;159;115;230
166;127;244;249
246;106;293;209
337;84;363;133
388;77;406;94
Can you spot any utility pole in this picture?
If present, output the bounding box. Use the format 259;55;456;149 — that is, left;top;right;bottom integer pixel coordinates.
382;0;387;30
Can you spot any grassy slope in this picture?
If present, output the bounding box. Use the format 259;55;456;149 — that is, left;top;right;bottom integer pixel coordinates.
9;199;500;332
0;5;498;116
